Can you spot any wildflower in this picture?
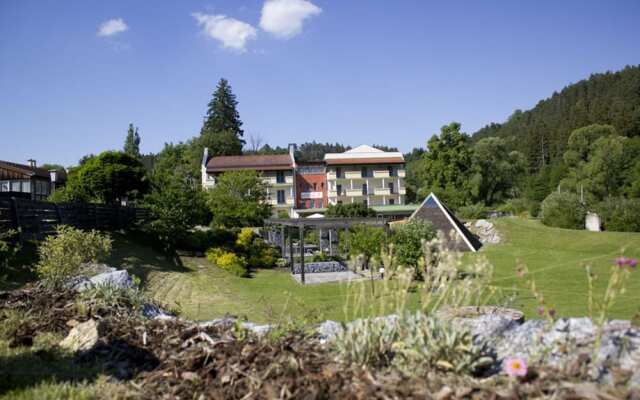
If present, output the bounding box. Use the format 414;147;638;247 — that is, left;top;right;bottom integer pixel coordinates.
503;357;528;377
548;308;556;318
616;257;629;268
628;258;638;269
537;306;545;317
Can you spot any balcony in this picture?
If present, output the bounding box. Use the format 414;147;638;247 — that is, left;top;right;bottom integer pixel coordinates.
373;187;391;196
373;170;390;178
397;169;406;178
327;172;337;180
346;188;364;197
344;171;362;179
399;188;406;195
327;190;338;197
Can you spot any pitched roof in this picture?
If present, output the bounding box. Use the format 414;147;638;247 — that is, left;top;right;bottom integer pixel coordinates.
409;192;482;252
206;154;294;172
324;157;405;165
324;144;404;165
0;160;51;179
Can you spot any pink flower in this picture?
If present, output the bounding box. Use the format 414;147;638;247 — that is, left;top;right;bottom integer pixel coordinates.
537;306;545;317
503;357;528;378
615;257;638;269
628;259;638;269
616;257;628;268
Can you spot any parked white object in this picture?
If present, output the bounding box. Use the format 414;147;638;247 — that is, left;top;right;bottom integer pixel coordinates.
585;212;601;232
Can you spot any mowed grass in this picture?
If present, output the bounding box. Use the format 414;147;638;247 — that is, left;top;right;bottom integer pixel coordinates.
106;218;640;323
468;217;640;319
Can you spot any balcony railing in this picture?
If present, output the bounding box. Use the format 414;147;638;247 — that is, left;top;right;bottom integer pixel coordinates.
346;188;363;197
373;187;391;196
373;170;390;178
344;171;362;179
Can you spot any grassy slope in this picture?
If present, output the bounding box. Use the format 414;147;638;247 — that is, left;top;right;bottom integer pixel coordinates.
470;218;640;319
106;219;640;323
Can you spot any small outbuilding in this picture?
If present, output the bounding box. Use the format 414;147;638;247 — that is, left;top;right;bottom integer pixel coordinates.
409;192;482;252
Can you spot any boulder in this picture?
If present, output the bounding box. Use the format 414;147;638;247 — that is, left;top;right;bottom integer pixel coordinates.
89;270;133;289
317;320;343;341
141;303;176;321
240;322;272;336
59;319;100;353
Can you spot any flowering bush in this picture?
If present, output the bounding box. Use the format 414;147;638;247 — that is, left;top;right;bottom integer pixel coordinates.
206;247;248;277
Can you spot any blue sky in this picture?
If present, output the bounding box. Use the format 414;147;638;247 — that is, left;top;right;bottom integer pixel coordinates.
1;0;639;167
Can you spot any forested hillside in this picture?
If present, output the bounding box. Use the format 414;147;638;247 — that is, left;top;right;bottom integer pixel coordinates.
473;66;640;170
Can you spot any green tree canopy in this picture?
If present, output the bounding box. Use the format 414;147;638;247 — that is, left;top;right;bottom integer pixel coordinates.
469;137;527;205
50;151;148;204
123;123;141;158
200;78;245;157
207;170;271;228
325;202;375;218
416;122;474;208
343;225;386;271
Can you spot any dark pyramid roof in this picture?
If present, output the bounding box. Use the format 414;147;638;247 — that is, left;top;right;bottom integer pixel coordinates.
409;193;482;252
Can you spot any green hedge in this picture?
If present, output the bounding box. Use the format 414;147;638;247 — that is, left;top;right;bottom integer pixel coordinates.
541;192;586;229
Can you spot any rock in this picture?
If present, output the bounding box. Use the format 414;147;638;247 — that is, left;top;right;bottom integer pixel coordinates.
59;319;99;353
317;320;343;341
198;318;236;329
474;219;493;229
240;322;271;336
141;303;176;321
67;276;92;291
79;262;116;276
495;320;546;360
89;270;133;289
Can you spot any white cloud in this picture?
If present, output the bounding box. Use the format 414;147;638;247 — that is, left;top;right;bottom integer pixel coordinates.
97;18;128;37
260;0;321;39
192;12;257;52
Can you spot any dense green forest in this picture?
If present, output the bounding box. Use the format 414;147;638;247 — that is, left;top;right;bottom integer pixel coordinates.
473;65;640;170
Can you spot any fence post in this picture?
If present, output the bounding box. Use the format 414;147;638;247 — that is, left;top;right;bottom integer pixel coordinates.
10;197;23;244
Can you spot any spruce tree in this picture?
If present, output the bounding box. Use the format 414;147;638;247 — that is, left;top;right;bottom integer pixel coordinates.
200;78;245;156
124;123;141;158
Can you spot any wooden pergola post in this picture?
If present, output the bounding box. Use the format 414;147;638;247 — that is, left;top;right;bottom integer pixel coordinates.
289;227;294;272
299;223;305;284
280;226;286;258
328;229;333;256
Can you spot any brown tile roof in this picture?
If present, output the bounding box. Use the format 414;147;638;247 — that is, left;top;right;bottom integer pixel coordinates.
0;160;51;179
325;157;405;166
206;154;294;172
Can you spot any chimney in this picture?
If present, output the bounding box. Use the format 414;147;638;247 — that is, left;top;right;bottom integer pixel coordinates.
27;159;36;168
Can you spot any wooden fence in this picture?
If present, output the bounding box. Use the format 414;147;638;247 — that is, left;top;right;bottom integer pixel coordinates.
0;197;149;241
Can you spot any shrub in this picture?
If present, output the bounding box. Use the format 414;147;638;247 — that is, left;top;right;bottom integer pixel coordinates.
206;247;248;277
36;226;112;287
540;192;586;229
456;203;487;220
596;197;640;232
0;230;19;280
235;228;256;251
391;220;436;278
334;313;491;375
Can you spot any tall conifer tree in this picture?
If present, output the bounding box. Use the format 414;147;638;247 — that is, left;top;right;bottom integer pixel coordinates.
200;78;245;156
124;123;141;158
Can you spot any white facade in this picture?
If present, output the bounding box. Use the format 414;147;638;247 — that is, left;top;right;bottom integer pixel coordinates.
324;145;406;207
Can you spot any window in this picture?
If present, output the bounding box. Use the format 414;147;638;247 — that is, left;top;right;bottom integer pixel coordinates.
11;181;20;192
22;181;31;193
336;167;342;178
336;184;342;196
389;198;395;205
337;200;343;205
362;183;368;195
277;190;285;204
361;167;370;178
388;182;394;194
321;182;324;189
388;166;396;176
299;201;306;209
312;182;317;190
318;200;323;208
276;171;285;184
0;181;8;192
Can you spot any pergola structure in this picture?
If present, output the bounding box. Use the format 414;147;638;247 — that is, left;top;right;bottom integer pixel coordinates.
264;217;389;284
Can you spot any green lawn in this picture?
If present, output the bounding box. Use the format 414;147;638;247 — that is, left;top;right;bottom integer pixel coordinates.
468;217;640;319
105;218;640;323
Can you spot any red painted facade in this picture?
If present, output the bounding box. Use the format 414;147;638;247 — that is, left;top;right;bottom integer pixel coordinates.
295;162;327;210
